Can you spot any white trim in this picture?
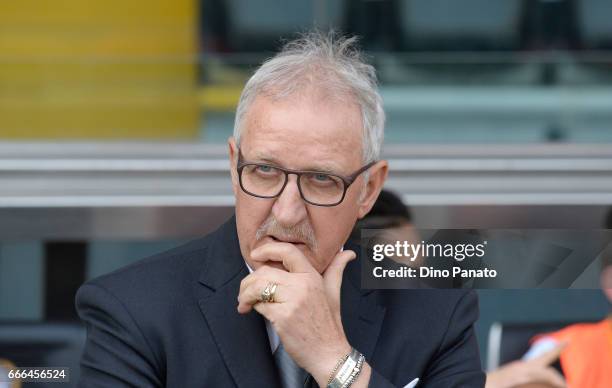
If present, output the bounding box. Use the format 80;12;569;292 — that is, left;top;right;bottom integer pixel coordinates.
0;193;611;207
402;193;612;206
0;195;236;208
487;322;503;371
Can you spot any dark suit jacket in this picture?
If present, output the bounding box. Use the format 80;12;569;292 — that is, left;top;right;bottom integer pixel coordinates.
76;216;485;387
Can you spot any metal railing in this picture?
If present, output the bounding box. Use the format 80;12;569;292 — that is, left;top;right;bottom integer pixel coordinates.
1;142;611;208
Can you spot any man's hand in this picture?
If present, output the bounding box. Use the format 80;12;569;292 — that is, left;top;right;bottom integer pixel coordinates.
485;342;567;388
237;242;358;386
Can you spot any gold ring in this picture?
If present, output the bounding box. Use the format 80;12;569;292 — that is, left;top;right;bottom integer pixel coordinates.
261;282;278;303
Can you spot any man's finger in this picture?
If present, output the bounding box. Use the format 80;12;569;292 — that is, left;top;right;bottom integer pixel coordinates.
250;242;315;273
237;267;289;314
532;341;567;367
239;264;285;295
237;268;291;314
252;300;276;321
238;278;280;314
529;367;567;388
322;250;356;302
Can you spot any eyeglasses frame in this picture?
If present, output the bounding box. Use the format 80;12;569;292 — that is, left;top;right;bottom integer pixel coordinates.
236;148;376;207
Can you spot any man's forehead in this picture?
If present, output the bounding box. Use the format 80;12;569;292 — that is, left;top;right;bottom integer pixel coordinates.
244;124;352;150
246;148;345;173
240;94;364;170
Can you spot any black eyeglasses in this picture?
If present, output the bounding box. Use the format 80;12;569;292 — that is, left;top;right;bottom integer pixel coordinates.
237;148;376;207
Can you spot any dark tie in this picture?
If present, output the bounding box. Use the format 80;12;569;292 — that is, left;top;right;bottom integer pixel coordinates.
274;343;309;388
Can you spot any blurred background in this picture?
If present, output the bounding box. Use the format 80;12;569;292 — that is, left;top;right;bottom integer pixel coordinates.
1;0;611;386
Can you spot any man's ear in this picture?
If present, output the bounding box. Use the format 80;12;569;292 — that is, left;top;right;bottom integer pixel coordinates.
228;137;239;195
357;160;388;219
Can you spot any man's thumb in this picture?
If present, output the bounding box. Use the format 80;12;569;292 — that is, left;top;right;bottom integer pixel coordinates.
533;341;567;367
323;250;357;296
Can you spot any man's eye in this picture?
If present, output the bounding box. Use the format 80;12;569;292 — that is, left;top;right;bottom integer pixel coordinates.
307;173;336;186
313;173;331;182
255;165;277;174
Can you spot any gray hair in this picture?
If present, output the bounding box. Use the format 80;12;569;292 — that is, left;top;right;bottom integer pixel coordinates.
233;31;385;164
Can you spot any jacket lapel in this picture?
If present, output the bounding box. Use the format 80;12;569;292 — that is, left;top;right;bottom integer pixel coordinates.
196;217;281;388
341;246;386;361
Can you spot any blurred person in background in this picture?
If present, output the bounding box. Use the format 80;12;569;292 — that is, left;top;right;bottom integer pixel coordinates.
350;189;422;266
485;344;567;388
486;208;612;388
0;359;20;388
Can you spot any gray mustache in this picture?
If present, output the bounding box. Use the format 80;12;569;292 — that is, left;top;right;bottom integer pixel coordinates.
255;216;317;250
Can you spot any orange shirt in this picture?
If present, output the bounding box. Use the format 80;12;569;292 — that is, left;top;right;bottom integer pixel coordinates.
545;318;612;388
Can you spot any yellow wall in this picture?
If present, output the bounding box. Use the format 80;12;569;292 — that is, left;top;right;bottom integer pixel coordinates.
0;0;200;139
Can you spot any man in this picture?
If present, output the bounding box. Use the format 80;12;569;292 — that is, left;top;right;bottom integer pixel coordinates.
76;31;485;387
0;359;19;388
486;208;612;388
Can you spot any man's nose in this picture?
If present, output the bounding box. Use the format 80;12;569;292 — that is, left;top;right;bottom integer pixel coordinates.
271;175;308;228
